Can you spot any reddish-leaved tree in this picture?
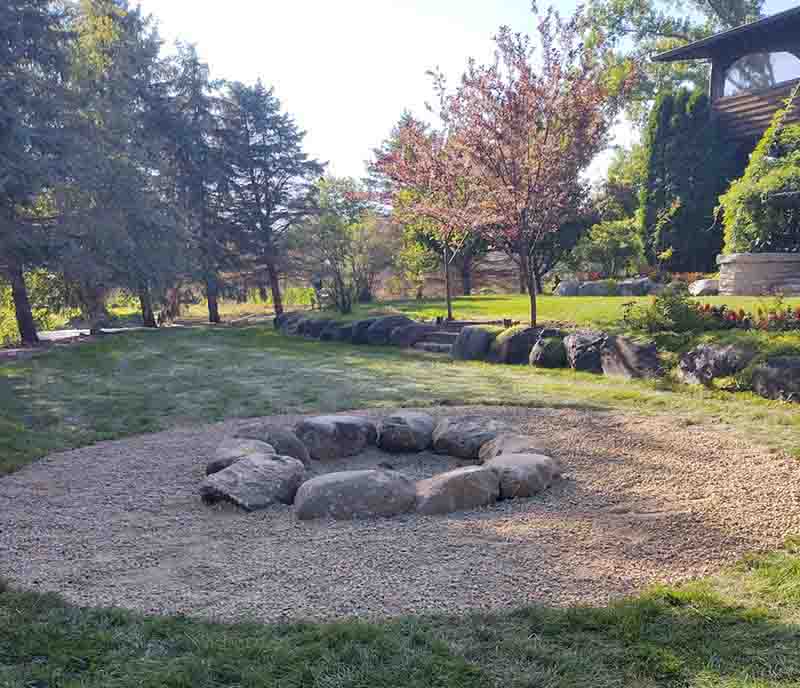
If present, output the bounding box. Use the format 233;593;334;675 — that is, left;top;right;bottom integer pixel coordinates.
447;9;634;323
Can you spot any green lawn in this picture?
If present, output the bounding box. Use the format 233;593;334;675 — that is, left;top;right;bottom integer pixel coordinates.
2;324;800;686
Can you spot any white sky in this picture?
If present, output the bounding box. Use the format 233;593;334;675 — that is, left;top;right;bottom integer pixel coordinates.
136;0;798;182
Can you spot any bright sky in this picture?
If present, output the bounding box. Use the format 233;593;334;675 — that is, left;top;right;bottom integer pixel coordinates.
136;0;798;181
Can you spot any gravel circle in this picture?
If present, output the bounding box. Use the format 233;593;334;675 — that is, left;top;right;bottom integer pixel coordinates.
2;405;799;623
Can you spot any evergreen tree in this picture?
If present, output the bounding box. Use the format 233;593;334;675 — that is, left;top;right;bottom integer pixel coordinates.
639;88;744;272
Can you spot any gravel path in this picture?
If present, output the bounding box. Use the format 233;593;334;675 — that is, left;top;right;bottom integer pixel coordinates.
2;406;799;623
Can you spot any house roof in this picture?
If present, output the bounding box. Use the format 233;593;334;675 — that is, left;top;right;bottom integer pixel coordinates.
653;5;800;62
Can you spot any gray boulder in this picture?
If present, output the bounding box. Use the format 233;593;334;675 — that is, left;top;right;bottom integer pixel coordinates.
618;278;656;297
200;455;305;510
275;311;304;332
579;280;617;297
415;465;500;515
485;453;562;499
750;357;800;402
303;318;333;338
294;469;416;520
207;438;276;476
564;331;607;373
388;323;437;348
365;315;414;345
688;279;719;296
295;415;378;460
432;416;508;460
235;425;311;465
378;412;436;452
556;280;580;296
351;318;379;345
601;335;662;379
451;325;498;361
487;326;547;364
529;336;567;368
677;344;755;386
478;434;547;463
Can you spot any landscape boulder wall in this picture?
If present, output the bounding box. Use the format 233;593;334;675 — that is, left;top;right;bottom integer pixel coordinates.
485;453;562;499
488;326;559;365
718;253;800;296
388;323;437;348
295;415;378;460
529;336;567;368
200;455;305;511
579;281;616;297
415;465;500;515
235;424;311;465
750;357;800;402
556;280;580;296
451;325;498;361
294;469;416;520
206;438;276;475
365;315;414;345
564;332;606;373
378;412;436;453
478;433;547;463
432;416;507;460
319;323;353;342
618;278;656;296
303;318;334;339
677;344;756;386
350;318;379;345
601;336;662;379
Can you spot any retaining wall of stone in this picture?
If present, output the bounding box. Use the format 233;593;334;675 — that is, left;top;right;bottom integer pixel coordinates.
717;252;800;296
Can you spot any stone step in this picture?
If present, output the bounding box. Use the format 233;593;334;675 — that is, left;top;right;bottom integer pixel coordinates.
418;331;459;345
413;341;453;354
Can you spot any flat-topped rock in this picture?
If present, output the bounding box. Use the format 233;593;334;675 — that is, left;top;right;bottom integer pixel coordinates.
378;412;436;453
485;453;562;499
294;469;416;520
365;315;414;345
295;415;378;461
415;465;500;515
207;438;276;475
451;326;498;361
200;455;305;510
235;425;310;465
478;434;547;463
432;416;508;460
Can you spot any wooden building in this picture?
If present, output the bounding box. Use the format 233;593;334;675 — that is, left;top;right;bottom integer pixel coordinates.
653;6;800;144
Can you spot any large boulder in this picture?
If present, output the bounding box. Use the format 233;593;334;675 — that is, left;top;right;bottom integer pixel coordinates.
564;331;607;373
688;279;719;296
485;453;562;500
235;424;311;465
415;465;500;515
303;318;333;339
277;312;306;335
451;325;499;361
529;336;567;368
677;344;755;386
487;326;552;365
579;280;617;297
319;323;347;342
556;280;580;296
750;357;800;402
618;278;656;297
295;415;378;461
478;434;547;463
350;318;379;345
432;416;507;460
601;335;662;379
200;455;305;510
378;412;436;452
207;438;276;476
365;315;414;345
294;469;416;520
388;323;437;348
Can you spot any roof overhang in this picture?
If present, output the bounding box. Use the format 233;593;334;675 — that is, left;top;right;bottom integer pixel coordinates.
653;5;800;62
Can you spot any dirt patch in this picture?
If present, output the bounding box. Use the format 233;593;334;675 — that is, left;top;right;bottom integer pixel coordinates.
1;406;799;623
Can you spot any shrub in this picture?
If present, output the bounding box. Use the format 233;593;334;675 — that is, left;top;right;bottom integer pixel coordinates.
570;219;646;278
720;89;800;253
622;290;712;333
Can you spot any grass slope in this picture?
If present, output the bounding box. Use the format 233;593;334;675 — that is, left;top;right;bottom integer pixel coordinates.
2;540;799;687
3;326;800;475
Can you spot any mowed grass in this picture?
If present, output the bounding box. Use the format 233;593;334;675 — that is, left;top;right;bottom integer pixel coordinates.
2;540;800;687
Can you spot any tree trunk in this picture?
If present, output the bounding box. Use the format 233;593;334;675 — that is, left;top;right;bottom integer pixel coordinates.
138;286;157;328
461;254;472;296
265;256;283;316
443;245;453;321
206;275;221;324
8;262;39;345
518;267;527;295
519;251;537;325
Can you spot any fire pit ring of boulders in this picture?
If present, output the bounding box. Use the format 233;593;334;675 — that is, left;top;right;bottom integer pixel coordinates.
199;412;563;520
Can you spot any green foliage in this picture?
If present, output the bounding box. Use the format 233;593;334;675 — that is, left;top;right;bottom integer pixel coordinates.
720;94;800;253
622;289;709;333
639;88;744;272
0;271;77;345
572;218;646;277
